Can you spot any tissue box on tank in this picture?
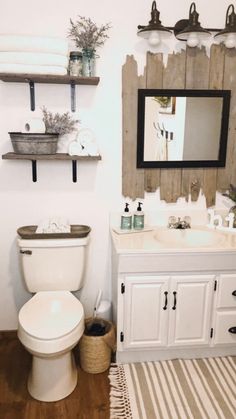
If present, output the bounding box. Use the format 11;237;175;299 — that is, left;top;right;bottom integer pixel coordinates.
9;132;59;154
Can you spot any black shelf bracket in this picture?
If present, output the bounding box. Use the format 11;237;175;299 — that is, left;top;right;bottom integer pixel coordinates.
72;160;77;182
70;81;76;112
31;160;77;183
29;81;35;111
32;160;37;182
30;160;77;183
2;153;101;183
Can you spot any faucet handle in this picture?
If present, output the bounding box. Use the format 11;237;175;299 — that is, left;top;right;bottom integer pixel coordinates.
168;216;176;228
183;216;191;227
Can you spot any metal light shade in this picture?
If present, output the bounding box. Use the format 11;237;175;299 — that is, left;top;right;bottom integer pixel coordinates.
137;1;172;40
175;2;211;42
214;4;236;44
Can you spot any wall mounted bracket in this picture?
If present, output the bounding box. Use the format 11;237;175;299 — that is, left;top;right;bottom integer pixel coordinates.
70;81;76;112
0;73;100;112
32;160;37;182
29;81;35;111
31;159;77;182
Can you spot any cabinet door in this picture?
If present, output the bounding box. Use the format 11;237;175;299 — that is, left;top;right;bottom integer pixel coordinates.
123;275;169;349
168;275;214;347
217;274;236;308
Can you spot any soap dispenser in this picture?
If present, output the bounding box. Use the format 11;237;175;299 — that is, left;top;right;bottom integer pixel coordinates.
120;203;132;230
133;202;144;230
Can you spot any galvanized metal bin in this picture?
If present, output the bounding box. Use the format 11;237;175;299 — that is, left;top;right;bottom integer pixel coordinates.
9;132;58;154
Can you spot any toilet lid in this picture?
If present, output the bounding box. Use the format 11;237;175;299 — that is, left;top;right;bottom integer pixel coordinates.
19;291;84;340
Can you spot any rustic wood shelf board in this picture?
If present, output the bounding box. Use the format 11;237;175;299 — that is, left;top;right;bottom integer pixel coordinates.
0;73;100;112
2;152;101;161
0;73;100;85
2;152;102;182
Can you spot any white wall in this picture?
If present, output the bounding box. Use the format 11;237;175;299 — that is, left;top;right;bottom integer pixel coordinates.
0;0;231;329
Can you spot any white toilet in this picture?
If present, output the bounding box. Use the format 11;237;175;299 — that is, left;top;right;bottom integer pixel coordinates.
17;234;89;402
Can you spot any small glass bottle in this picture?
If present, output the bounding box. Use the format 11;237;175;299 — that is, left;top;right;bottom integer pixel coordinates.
69;51;83;76
133;202;144;230
120;203;132;230
82;48;96;77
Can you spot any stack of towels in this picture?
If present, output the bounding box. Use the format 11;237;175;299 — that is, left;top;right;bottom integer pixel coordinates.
0;35;69;75
36;217;71;234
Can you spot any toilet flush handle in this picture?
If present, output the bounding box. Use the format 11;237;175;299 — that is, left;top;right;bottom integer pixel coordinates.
20;249;32;255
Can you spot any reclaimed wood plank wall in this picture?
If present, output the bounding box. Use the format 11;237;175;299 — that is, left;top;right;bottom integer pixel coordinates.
122;45;236;206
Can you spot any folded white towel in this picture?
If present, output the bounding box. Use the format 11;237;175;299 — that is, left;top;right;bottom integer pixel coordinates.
0;63;67;75
36;217;71;234
0;35;68;56
0;52;68;67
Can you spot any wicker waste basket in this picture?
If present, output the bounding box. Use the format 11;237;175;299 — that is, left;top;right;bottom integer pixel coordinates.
79;318;116;374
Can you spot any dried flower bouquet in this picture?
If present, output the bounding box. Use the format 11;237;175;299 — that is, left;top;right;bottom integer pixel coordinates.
42;107;79;135
68;16;111;51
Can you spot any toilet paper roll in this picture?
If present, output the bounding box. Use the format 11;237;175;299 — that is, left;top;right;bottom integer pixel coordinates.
21;118;46;133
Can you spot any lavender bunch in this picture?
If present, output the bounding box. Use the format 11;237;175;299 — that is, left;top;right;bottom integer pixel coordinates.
68;16;111;51
223;184;236;202
42;107;79;135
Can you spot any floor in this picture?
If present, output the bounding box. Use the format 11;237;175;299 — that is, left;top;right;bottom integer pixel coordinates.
0;333;110;419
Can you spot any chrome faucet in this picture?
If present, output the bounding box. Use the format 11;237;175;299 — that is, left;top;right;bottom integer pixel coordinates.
168;216;191;229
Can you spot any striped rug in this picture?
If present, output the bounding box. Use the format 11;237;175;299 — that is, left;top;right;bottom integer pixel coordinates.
109;357;236;419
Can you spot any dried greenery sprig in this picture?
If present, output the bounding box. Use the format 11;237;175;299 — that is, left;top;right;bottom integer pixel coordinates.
42;107;79;135
68;16;111;50
153;96;171;108
223;184;236;203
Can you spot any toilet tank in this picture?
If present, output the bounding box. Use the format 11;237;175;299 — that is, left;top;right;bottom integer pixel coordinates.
18;237;89;292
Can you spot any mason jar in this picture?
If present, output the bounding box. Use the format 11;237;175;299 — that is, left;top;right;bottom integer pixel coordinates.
82;48;96;77
69;51;83;77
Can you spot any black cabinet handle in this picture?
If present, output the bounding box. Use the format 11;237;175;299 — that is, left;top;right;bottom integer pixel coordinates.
228;326;236;334
232;290;236;296
163;291;168;310
20;249;32;255
172;291;177;310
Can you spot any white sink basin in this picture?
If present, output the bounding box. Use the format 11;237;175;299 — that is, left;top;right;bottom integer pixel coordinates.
154;228;226;248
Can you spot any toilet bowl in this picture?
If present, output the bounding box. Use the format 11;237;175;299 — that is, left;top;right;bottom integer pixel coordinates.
18;291;84;402
17;232;90;402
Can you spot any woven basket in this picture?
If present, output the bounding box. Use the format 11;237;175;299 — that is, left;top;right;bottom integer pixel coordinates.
79;318;116;374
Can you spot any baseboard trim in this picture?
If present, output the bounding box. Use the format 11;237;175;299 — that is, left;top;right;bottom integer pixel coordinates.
0;330;17;340
116;346;236;363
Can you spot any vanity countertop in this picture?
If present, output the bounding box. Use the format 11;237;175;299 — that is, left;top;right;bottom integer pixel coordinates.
111;225;236;255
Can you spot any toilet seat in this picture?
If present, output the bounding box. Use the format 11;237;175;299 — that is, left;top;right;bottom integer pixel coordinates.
19;291;83;340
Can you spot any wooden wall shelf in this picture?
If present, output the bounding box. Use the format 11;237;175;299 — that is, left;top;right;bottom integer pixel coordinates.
0;73;100;112
0;73;100;85
2;152;102;183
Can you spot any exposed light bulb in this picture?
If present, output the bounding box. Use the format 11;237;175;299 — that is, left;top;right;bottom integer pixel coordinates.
225;33;236;49
148;31;161;46
186;32;199;48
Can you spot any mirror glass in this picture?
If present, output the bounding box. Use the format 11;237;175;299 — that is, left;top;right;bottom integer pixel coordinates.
137;89;231;168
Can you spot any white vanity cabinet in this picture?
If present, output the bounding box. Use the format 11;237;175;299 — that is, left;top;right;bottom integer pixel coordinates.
120;274;214;351
111;237;236;363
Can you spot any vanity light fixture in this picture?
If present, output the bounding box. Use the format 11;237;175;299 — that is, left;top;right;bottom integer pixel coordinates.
137;1;172;46
174;2;211;47
214;4;236;49
138;2;236;49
